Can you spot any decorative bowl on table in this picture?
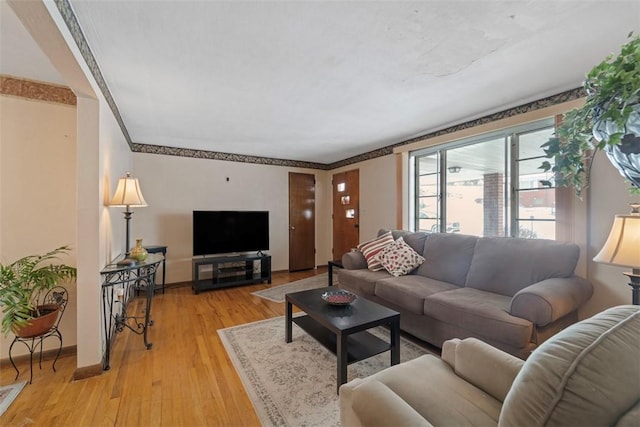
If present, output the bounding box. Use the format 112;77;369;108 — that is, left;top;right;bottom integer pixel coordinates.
321;290;357;306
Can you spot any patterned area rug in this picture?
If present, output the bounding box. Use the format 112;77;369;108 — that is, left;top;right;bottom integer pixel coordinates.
218;316;431;427
0;382;26;417
251;273;334;303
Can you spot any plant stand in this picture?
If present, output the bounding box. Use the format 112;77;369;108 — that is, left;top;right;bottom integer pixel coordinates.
8;287;68;384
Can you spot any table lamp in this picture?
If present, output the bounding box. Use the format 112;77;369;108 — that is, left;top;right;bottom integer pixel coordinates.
109;171;147;266
593;203;640;304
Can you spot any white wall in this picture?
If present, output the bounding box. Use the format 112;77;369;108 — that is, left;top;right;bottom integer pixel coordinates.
0;94;77;358
583;152;638;317
133;153;327;282
132;152;398;284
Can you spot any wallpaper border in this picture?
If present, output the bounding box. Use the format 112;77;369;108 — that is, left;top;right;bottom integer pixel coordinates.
0;75;76;105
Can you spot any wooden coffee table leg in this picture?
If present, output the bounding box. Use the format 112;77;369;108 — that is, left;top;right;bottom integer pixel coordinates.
337;332;348;394
390;316;400;365
285;300;293;343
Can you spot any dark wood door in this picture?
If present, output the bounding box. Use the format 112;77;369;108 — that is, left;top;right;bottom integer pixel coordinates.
332;169;359;261
289;172;316;271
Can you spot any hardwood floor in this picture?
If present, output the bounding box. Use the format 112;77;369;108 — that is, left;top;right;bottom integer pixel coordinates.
0;268;327;426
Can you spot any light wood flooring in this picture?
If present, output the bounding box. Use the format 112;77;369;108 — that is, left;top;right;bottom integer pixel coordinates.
0;268;326;426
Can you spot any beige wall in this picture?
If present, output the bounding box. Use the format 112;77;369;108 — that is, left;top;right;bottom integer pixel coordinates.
133;152;327;281
132;152;397;284
0;94;77;358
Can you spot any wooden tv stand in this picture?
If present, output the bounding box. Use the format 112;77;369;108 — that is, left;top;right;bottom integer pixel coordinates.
191;253;271;294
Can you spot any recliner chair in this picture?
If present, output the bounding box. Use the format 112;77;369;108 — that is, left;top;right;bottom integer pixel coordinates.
340;305;640;426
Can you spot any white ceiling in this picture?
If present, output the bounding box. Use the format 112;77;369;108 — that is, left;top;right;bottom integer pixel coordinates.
3;1;640;164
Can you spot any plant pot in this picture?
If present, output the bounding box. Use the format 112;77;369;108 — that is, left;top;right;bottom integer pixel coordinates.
594;103;640;188
603;134;640;188
13;304;59;338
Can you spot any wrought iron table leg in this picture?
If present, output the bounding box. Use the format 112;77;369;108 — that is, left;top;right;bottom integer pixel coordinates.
143;282;155;349
8;337;20;381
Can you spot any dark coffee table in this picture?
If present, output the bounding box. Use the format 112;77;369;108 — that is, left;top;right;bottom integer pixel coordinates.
285;287;400;394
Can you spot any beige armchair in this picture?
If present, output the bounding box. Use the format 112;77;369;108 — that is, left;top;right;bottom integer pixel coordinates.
340;305;640;427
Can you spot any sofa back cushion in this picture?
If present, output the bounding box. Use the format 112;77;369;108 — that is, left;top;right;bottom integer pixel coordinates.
416;233;478;286
499;305;640;427
465;237;579;296
378;229;428;255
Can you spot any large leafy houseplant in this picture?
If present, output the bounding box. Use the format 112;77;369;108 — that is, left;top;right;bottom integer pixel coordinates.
540;33;640;197
0;246;76;336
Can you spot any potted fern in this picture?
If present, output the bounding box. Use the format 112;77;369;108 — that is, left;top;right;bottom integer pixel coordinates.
540;32;640;197
0;246;76;337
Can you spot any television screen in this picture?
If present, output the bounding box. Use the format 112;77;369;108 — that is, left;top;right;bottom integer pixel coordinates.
193;211;269;256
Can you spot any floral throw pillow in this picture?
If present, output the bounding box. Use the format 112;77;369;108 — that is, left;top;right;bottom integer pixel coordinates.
377;237;426;277
357;231;395;271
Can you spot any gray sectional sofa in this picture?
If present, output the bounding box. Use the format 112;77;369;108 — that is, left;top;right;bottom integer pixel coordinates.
338;230;594;358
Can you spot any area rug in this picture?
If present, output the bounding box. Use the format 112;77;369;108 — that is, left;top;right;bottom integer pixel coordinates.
218;315;431;427
251;273;335;303
0;382;26;417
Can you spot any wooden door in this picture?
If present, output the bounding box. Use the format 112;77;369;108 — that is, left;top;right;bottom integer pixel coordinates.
332;169;359;261
289;172;316;271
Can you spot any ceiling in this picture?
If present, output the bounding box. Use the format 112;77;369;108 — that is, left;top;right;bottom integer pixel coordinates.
2;1;639;165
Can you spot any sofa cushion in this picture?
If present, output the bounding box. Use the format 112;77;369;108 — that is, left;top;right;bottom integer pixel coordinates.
377;237;426;277
358;231;394;271
375;275;459;315
337;268;392;297
499;305;640;427
424;288;533;349
417;233;478;287
401;231;428;255
465;237;579;297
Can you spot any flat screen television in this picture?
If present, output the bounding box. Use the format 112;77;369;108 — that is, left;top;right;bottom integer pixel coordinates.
193;210;269;256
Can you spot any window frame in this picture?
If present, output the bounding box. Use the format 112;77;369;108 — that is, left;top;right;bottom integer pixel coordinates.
410;118;555;238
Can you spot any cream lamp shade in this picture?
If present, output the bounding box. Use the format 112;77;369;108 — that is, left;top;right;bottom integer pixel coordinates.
593;203;640;305
109;172;147;207
593;211;640;268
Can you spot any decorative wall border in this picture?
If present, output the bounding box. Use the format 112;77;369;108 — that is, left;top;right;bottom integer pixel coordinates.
53;0;584;171
54;0;133;148
0;75;76;105
326;87;585;170
132;143;328;170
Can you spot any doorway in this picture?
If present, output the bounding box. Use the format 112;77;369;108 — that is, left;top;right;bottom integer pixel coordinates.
332;169;359;261
288;172;316;271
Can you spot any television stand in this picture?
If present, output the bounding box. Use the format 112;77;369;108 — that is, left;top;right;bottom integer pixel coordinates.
192;253;271;294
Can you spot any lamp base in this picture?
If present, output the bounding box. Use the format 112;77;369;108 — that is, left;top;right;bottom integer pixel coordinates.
624;271;640;305
116;258;138;267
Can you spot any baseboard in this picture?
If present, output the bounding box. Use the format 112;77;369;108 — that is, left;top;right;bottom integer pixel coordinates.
72;363;103;381
0;345;77;369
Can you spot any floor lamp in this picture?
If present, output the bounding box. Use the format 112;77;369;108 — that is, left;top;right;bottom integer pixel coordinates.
109;172;147;266
593;203;640;304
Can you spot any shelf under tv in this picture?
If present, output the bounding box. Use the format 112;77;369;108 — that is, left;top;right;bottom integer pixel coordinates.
191;253;272;294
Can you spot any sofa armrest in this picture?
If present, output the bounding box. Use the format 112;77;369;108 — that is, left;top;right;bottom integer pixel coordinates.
442;338;524;402
510;276;593;326
347;380;433;427
342;251;368;270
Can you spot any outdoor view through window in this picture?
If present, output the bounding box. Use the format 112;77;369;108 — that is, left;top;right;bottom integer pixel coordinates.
413;120;556;239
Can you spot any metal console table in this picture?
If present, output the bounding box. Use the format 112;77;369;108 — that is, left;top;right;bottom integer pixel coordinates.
100;253;163;370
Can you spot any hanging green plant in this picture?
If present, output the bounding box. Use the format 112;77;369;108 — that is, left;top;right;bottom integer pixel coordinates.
540;32;640;197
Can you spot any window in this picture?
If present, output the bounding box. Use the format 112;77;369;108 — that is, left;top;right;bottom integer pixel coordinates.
411;119;556;238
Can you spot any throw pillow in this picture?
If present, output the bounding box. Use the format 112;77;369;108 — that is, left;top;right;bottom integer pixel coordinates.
358;231;395;271
377;237;426;277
